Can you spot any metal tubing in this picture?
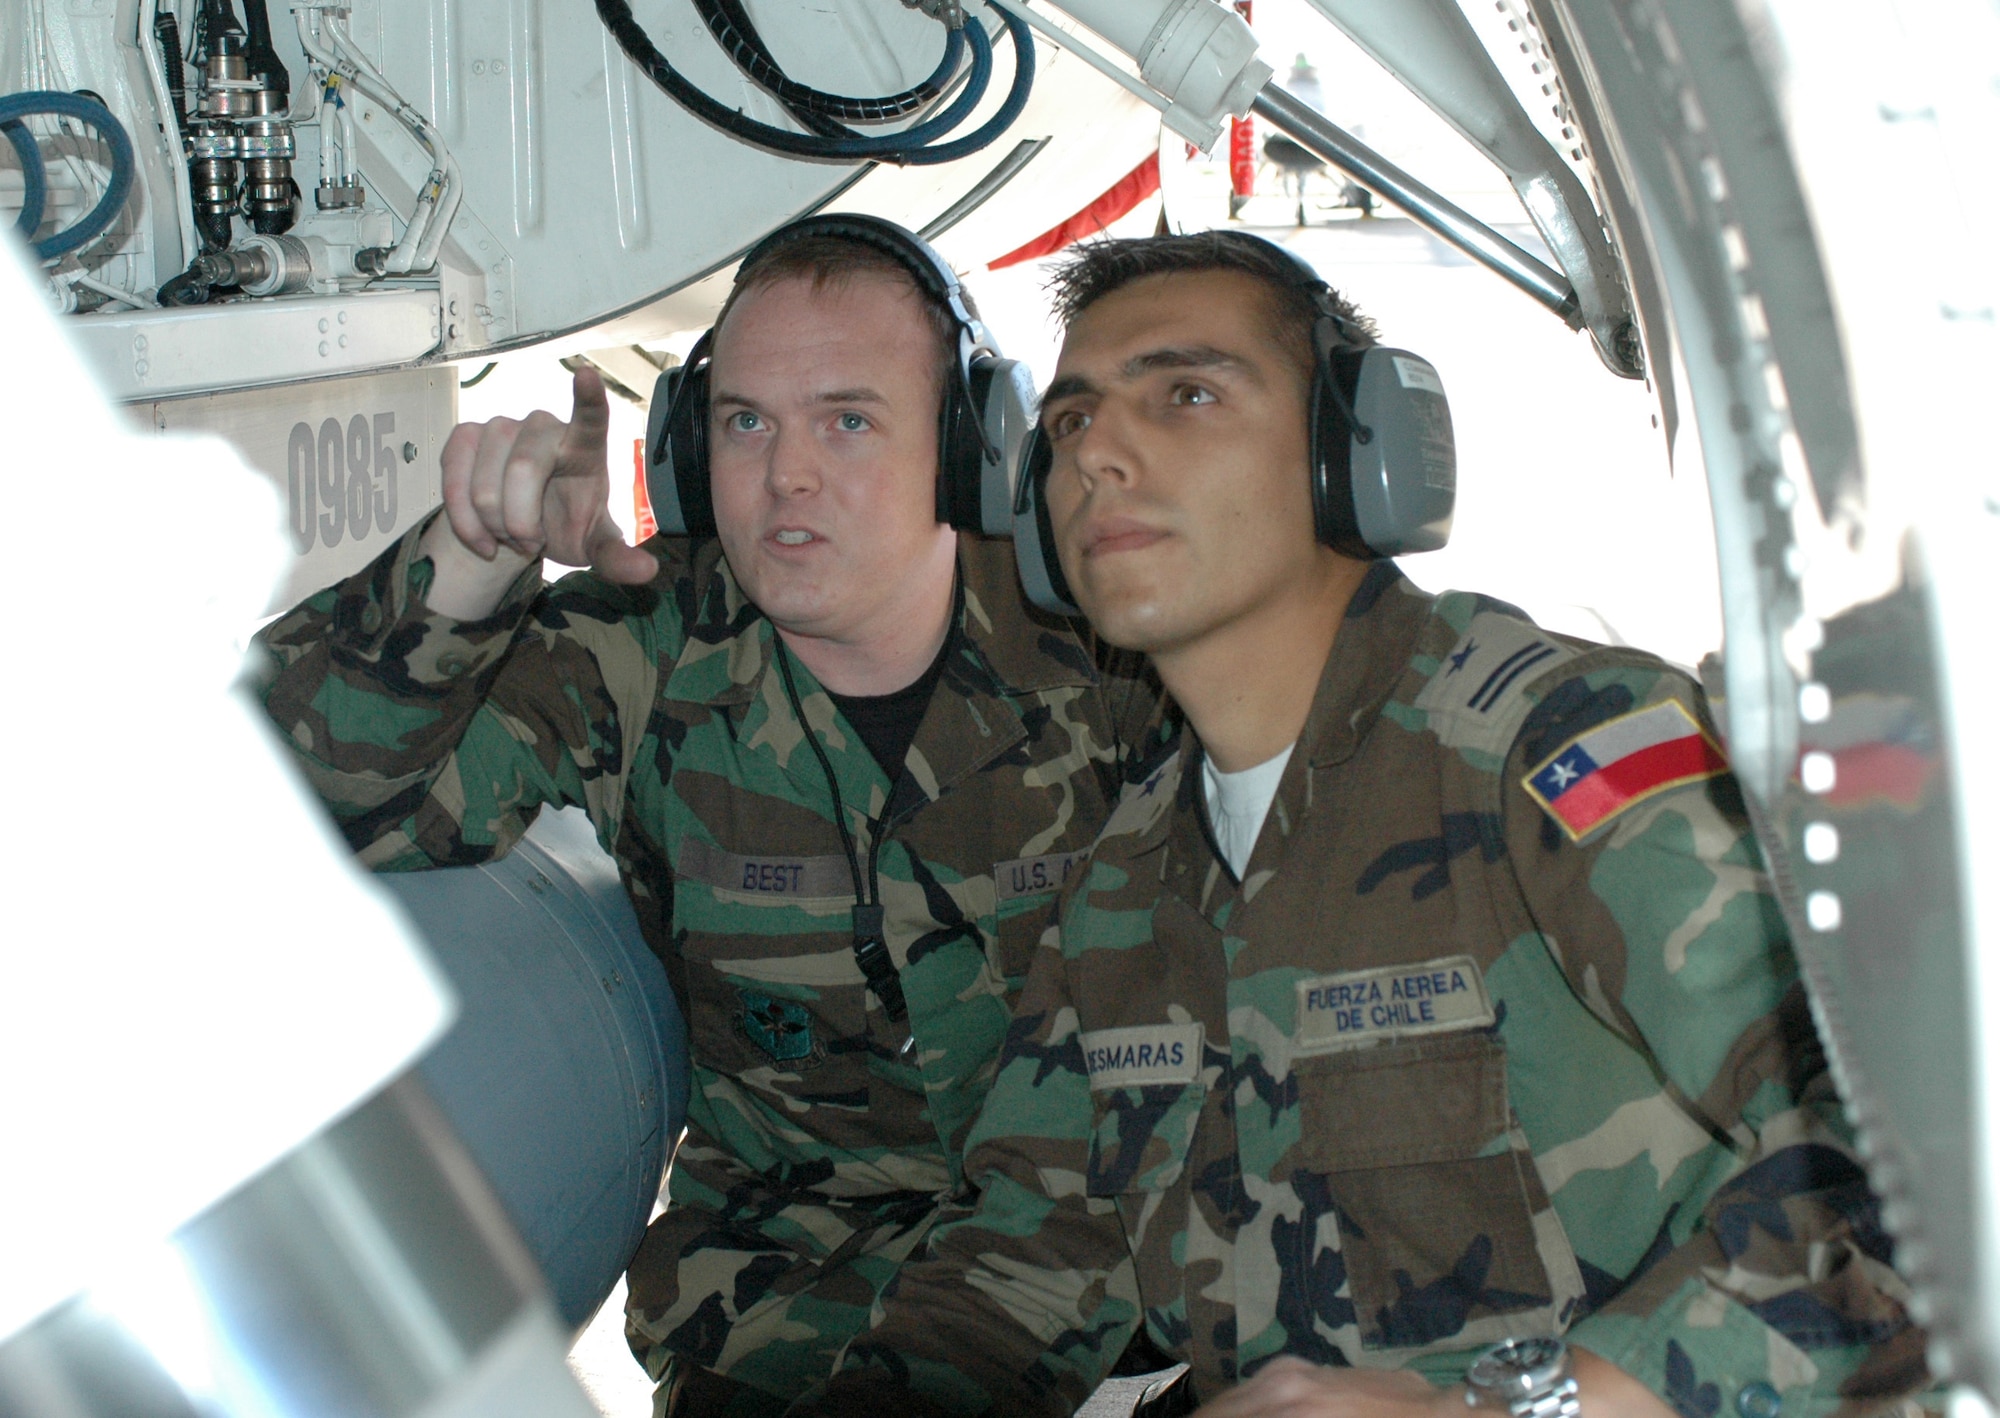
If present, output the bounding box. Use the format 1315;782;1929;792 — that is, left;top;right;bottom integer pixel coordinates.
919;136;1051;240
1299;0;1640;376
1251;84;1580;325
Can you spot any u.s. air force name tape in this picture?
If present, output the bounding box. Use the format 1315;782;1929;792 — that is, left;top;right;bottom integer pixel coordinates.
680;839;1086;904
677;839;853;900
1079;1023;1204;1089
1295;955;1494;1053
993;850;1087;902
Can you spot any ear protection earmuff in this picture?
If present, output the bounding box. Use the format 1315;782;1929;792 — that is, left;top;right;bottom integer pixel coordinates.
643;213;1037;539
1011;233;1458;616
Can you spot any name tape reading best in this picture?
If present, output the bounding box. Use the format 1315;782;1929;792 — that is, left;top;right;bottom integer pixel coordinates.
678;839;854;900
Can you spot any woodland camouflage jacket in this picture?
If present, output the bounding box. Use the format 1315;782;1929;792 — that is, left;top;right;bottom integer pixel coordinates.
803;564;1925;1418
255;524;1161;1405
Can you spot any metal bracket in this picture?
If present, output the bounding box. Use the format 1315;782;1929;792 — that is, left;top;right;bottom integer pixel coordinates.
1026;0;1638;374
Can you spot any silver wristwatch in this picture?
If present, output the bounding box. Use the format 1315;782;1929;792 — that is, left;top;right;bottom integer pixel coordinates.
1464;1337;1582;1418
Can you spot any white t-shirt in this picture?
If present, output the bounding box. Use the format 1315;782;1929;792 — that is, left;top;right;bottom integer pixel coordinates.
1202;744;1295;878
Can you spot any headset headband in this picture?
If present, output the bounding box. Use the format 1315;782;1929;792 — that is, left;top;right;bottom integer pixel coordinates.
1224;230;1369;350
735;213;992;353
717;214;999;466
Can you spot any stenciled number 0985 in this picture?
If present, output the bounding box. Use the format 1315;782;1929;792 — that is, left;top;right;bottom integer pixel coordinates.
286;412;400;554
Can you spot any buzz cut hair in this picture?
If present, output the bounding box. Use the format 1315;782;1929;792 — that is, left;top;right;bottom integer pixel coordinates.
715;233;970;389
1044;231;1377;382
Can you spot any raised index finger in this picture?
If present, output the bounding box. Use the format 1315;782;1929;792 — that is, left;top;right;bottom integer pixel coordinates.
562;365;611;454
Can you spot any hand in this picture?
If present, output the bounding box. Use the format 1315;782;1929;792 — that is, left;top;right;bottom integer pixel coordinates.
1192;1357;1464;1418
423;366;657;618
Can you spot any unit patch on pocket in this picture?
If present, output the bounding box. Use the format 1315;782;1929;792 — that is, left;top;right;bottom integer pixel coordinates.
993;850;1088;902
736;987;823;1067
1296;955;1494;1054
1079;1023;1204;1089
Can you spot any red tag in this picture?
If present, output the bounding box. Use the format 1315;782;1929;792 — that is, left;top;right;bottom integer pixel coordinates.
633;437;657;542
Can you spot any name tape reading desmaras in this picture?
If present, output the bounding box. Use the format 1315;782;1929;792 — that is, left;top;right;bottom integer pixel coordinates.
1079;1023;1205;1089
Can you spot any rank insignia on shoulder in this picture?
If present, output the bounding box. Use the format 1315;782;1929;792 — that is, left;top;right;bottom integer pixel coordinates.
736;987;822;1067
1415;610;1578;759
1522;700;1728;840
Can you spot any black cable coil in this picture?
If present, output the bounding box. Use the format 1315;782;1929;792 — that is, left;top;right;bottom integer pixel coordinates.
595;0;1034;167
690;0;958;124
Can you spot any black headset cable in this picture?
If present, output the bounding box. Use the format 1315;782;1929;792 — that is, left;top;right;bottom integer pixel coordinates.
774;639;915;1047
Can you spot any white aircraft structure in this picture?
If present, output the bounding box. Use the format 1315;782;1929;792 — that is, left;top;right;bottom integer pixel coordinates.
0;1;1994;1415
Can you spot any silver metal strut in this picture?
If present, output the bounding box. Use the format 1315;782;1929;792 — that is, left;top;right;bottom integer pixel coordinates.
1250;84;1581;329
1299;0;1642;378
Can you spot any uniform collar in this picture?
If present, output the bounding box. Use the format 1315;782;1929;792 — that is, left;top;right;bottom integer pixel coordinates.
660;536;1097;708
953;533;1102;696
659;535;1100;815
1114;561;1433;867
1300;560;1435;768
657;538;769;711
888;535;1102;816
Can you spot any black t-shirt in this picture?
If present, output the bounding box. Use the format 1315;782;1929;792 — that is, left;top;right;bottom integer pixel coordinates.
827;631;954;782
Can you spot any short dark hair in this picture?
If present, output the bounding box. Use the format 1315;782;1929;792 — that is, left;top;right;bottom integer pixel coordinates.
1045;232;1376;381
715;234;968;389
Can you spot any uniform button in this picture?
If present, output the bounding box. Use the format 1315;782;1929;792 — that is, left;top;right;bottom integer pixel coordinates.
1737;1382;1781;1418
437;653;469;678
360;603;383;633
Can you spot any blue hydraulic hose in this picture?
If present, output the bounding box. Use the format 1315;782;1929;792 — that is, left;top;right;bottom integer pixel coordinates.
848;17;994;155
0;91;136;260
899;6;1034;168
776;7;1033;166
2;117;47;242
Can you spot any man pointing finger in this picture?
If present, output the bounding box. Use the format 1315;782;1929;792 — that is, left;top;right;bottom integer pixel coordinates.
256;217;1164;1416
423;363;658;613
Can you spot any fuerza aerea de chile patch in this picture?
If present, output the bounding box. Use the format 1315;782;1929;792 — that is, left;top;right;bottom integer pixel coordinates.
1295;955;1494;1053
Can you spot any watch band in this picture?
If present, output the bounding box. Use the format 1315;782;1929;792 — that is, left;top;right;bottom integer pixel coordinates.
1514;1373;1581;1418
1465;1337;1580;1418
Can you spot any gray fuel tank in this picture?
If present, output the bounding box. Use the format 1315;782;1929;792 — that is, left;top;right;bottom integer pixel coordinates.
380;807;688;1331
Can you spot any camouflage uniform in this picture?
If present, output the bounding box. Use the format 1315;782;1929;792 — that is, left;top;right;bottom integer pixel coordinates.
804;564;1925;1418
255;521;1160;1415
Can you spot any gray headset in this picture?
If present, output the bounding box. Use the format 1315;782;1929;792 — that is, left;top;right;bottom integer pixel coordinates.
643;214;1037;539
1009;233;1457;616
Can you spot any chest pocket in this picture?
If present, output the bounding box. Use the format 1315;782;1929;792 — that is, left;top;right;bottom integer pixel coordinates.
989;851;1088;987
1083;1078;1206;1198
672;838;880;1120
1299;1031;1584;1355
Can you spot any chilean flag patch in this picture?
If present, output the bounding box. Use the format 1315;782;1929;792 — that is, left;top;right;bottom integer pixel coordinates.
1523;701;1729;840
